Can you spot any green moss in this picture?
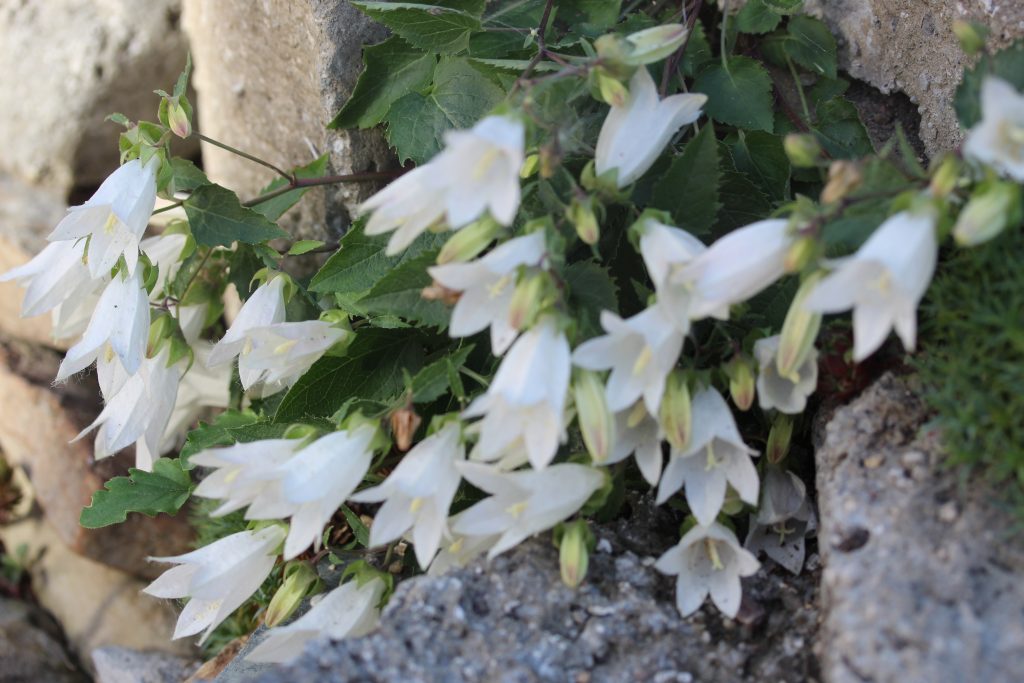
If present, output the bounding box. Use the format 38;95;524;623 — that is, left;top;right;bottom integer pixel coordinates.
916;223;1024;491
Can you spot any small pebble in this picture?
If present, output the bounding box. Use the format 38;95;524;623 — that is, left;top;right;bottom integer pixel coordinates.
938;501;958;523
864;454;884;469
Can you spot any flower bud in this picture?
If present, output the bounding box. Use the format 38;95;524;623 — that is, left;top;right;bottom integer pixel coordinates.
389;404;422;452
437;217;501;264
167;98;192;138
953;181;1022;247
557;520;594;588
952;20;987;56
621;24;688;66
508;271;552;331
265;562;319;628
820;161;862;204
784;133;822;168
421;280;461;305
725;355;756;411
659;370;692;451
567;195;600;245
520;153;540;179
574;370;614;464
539;141;560;179
777;272;824;381
766;415;794;465
929;155;961;198
783;236;817;273
592;67;629;107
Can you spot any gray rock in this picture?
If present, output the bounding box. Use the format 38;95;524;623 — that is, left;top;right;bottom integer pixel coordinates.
814;373;1024;683
0;0;197;196
181;0;396;244
242;496;819;683
0;597;89;683
804;0;1024;157
93;646;200;683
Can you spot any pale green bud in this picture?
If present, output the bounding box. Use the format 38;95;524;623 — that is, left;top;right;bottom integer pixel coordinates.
952;20;987;56
508;271;552;331
725;355;756;411
929;155;961;198
574;370;614;464
659;370;692;451
766;415;794;465
784;133;822;168
777;272;824;382
783;235;817;273
520;153;540;179
621;24;688;66
567;195;600;246
167;98;192;138
592;67;629;107
265;562;319;628
283;423;321;441
556;520;594;588
821;161;862;204
437;217;502;264
953;181;1022;247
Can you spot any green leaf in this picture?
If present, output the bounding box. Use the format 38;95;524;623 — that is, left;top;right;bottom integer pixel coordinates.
784;16;838;79
160;158;209;196
251;154;330;222
693;57;774;132
409;344;474;402
384;57;504;164
309;220;447;296
184;184;288;247
716;147;773;233
680;22;712;77
173;54;192;99
565;260;619;339
274;329;428;422
357;249;450;327
287;240;326;256
352;1;485;53
728;130;790;201
180;410;290;465
80;459;193;528
736;0;782;34
650;124;720;235
341;505;371;546
330;36;437;129
954;40;1024;129
762;0;803;13
813;97;873;159
559;0;622;30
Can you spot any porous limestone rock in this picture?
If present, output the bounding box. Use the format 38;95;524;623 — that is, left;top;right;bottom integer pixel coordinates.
0;597;89;683
93;646;200;683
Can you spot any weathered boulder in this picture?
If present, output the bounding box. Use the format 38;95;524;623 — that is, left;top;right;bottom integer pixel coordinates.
0;0;197;196
181;0;395;243
0;597;89;683
805;0;1024;157
814;373;1024;683
93;646;200;683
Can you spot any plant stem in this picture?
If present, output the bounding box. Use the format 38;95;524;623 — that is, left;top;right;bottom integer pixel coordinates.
459;366;490;388
660;0;705;96
513;0;556;92
786;55;812;123
153;200;184;215
196;133;293;181
240;171;399;208
720;0;731;73
177;248;213;314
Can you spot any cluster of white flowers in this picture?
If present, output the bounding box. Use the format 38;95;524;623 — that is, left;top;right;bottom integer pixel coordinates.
5;16;1020;664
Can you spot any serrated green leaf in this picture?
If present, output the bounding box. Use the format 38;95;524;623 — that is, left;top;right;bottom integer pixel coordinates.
559;0;622;30
340;504;371;546
813;97;873;159
785;16;837;79
357;249;450;327
736;0;782;34
184;184;288;247
251;155;330;222
173;54;192;99
565;260;619;339
728;130;790;201
680;21;712;78
650;124;720;235
160;157;209;197
716;147;773;233
275;329;428;422
287;240;326;256
331;36;437;129
384;92;451;164
693;57;774;132
80;459;193;528
352;1;485;53
180;410;290;465
409;344;474;402
954;41;1024;129
309;220;447;296
762;0;803;13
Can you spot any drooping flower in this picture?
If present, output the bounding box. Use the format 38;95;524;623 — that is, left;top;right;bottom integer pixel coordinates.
207;276;287;368
144;526;285;643
361;165;447;256
141;232;189;298
427;516;501;576
0;239;104;327
463;318;570;469
803;209;937;361
637;218;720;332
428;231;546;355
595;67;706;187
247;577;386;663
56;268;150;380
237;320;347;396
655;521;760;618
963;76;1024;182
606;402;664;486
350;422;465;569
753;335;818;414
572;305;683;415
657;388;759;526
48;158;159;278
191;439;303;517
681;219;792;319
743;466;816;575
451;461;605;559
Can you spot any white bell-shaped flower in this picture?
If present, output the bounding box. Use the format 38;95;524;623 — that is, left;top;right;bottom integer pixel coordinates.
144;526;285;643
963;76;1024;181
595;67;706;187
191;439;303;517
451;461;604;559
57;267;150;380
207;276;287;367
427;512;502;576
655;522;760;618
0;238;104;322
141;232;189;299
361;165;447;256
350;423;464;569
657;388;759;526
803;209;937;361
428;231;546;355
606;403;664;486
247;577;386;664
237;320;347;395
572;305;683;415
753;335;818;414
48;158;159;278
462;318;570;470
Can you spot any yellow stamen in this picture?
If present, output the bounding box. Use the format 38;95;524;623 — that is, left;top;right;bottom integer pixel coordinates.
448;538;464;554
487;273;512;299
103;344;115;363
705;442;718;471
473;148;501;180
409;497;424;514
273;339;298;356
626;401;647;428
103;213;119;235
632;345;653;376
505;501;528;518
705;538;725;571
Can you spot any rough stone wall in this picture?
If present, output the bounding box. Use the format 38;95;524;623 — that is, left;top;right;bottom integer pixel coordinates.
182;0;396;242
805;0;1024;157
